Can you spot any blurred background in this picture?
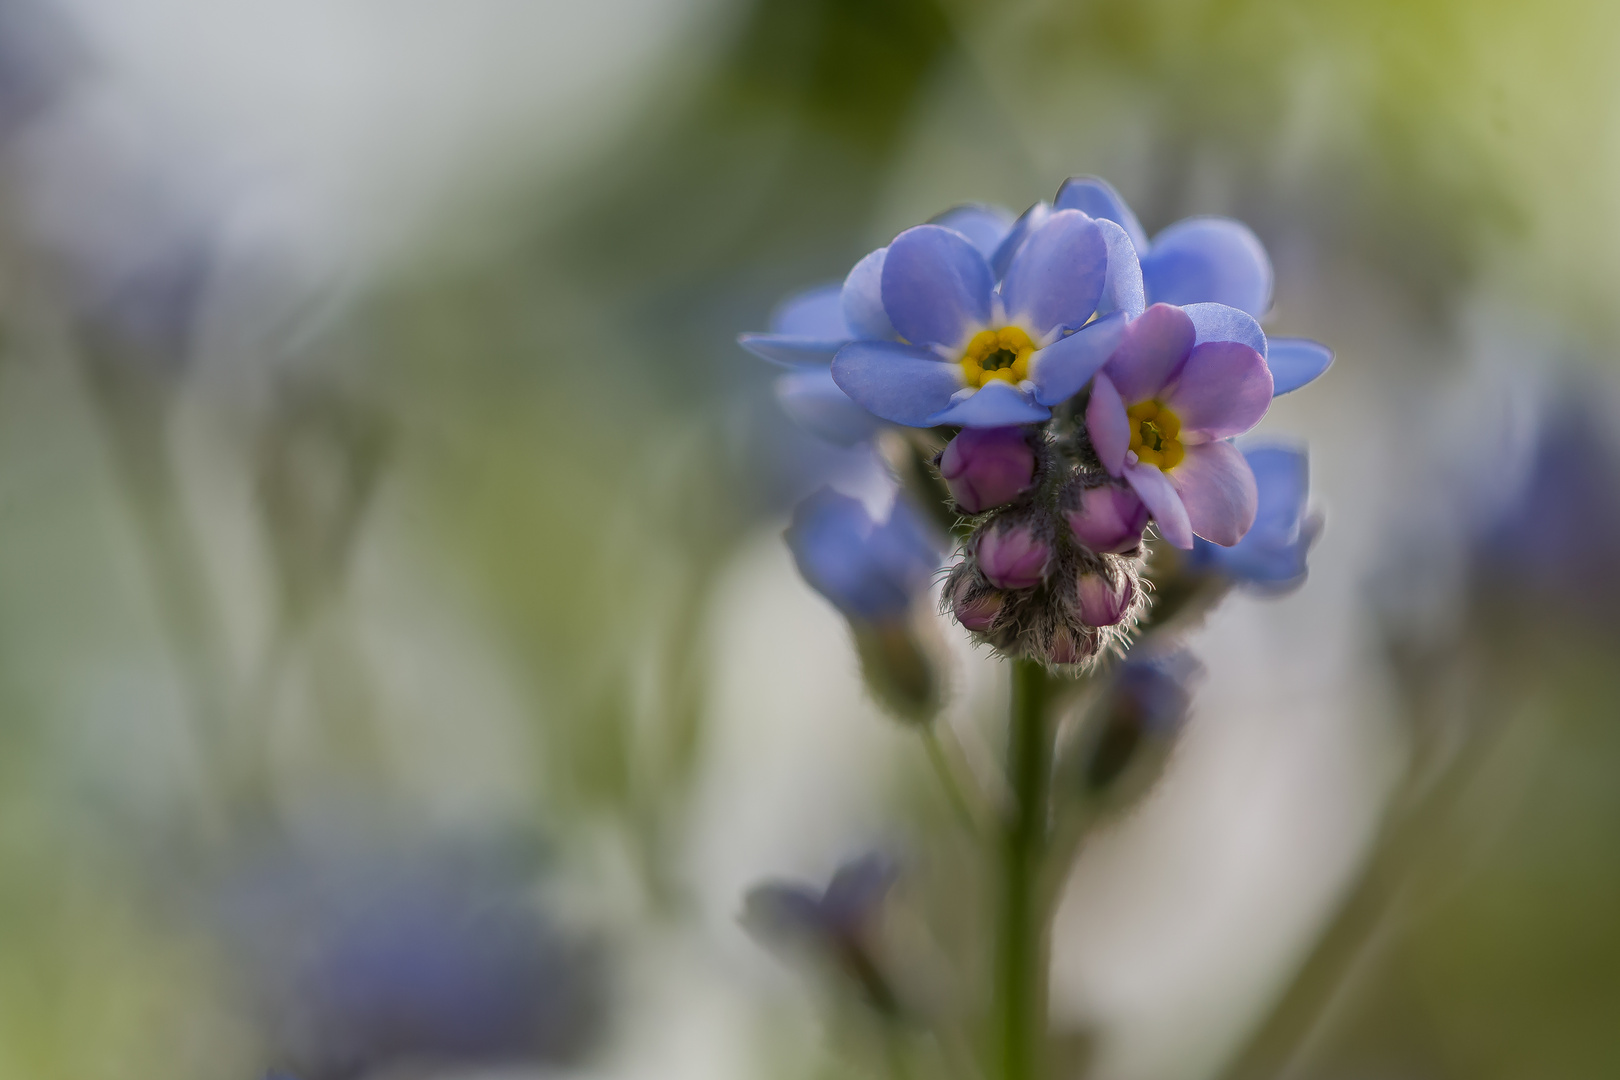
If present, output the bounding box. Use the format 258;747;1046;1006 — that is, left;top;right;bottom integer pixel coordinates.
0;0;1617;1077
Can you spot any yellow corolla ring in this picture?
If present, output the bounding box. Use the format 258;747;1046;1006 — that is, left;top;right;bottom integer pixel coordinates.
1127;400;1185;470
960;327;1036;389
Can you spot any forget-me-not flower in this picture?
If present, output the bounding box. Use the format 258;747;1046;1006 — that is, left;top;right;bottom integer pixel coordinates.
786;487;941;624
1086;302;1275;548
1186;443;1319;589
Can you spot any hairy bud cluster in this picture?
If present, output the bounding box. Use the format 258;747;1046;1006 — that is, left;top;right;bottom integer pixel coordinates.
939;426;1149;668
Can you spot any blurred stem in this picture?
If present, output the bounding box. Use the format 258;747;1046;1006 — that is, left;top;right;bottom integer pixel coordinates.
79;348;238;817
997;659;1051;1080
921;725;979;835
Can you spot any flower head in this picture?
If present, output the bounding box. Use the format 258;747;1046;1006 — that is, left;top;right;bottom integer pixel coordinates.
823;210;1143;429
1086;303;1275;548
1079;648;1203;793
786;488;941;623
1187;444;1319;589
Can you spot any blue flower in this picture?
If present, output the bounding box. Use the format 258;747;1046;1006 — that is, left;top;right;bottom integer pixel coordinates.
786;487;942;623
744;203;1144;430
219;838;605;1080
1469;391;1620;627
1186;443;1320;589
1081;648;1203;791
1052;176;1332;396
742;853;900;1014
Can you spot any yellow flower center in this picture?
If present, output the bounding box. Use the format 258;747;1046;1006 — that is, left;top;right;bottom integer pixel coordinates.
960;327;1035;389
1126;400;1185;469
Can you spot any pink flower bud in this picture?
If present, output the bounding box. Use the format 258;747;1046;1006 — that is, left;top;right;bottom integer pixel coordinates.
939;427;1037;513
1065;483;1149;554
1076;570;1135;627
977;521;1050;590
1047;627;1090;665
952;588;1003;632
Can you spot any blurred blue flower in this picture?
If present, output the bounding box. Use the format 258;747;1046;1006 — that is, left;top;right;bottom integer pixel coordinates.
786;487;941;623
0;0;76;139
1470;392;1620;627
742;853;900;1014
1053;176;1332;395
1083;648;1203;791
1187;443;1320;590
220;837;605;1080
743;202;1144;430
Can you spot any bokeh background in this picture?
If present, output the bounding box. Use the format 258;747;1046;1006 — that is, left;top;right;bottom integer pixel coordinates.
0;0;1617;1077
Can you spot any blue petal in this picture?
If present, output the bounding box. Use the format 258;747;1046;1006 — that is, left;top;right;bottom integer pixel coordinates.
990;202;1051;281
831;340;965;427
929;204;1016;260
1095;218;1146;319
1181;302;1267;359
881;225;994;349
1245;444;1309;539
1028;312;1128;405
821;853;898;931
1267;337;1333;395
770;282;851;338
776;369;883;446
785;488;940;621
841;247;894;341
1053;175;1149;252
739;332;843;368
1142;217;1273;317
1000;209;1107;339
925;380;1050;427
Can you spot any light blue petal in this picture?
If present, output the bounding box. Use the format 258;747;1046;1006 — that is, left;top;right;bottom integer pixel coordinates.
1094;218;1146;319
776;369;883;446
990;202;1051;281
1244;443;1309;539
1053;175;1149;252
770;282;851;338
735;331;835;369
841;247;894;341
925;380;1050;427
1028;312;1128;405
1000;209;1107;339
1267;337;1333;395
831;340;965;428
1181;302;1267;359
881;224;994;349
929;204;1016;260
1142;217;1273;317
739;332;842;368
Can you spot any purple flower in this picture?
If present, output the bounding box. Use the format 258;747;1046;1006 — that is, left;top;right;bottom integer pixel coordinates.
1064;481;1149;554
1187;443;1319;589
742;854;900;1014
786;487;941;623
939;425;1038;512
976;519;1050;590
1076;569;1134;627
1047;176;1332;394
1085;303;1274;548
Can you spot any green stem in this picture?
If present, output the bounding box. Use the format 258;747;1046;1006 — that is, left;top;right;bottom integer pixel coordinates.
998;658;1052;1080
922;725;979;835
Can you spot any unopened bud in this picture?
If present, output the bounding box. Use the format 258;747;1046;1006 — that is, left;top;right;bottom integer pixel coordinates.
951;582;1003;632
853;621;941;724
1076;570;1134;627
976;521;1050;590
939;427;1037;513
1046;627;1091;666
1065;483;1148;554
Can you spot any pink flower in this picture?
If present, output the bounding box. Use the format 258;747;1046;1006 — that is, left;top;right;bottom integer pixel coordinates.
976;521;1050;590
1065;482;1148;553
1086;303;1273;548
1076;570;1134;627
939;427;1037;513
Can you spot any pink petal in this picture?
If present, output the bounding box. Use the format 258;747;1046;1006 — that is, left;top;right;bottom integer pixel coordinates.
1086;372;1130;476
1124;462;1193;549
1103;303;1195;404
1169;440;1259;546
1161;341;1273;439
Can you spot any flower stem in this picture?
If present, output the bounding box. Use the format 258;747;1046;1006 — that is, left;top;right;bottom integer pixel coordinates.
922;725;979;835
998;658;1051;1080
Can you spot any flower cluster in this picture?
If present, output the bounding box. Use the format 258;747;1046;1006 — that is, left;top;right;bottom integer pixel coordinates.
746;176;1329;670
